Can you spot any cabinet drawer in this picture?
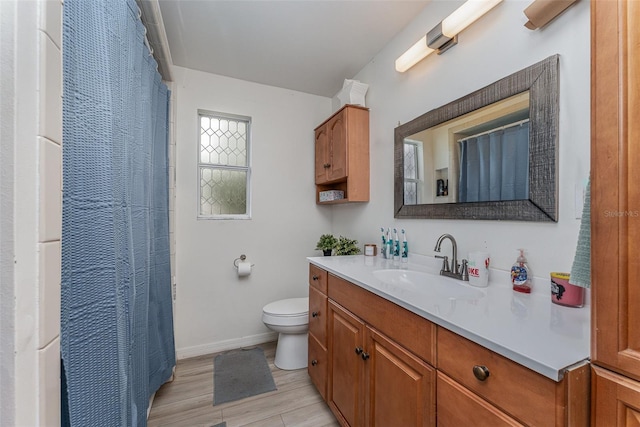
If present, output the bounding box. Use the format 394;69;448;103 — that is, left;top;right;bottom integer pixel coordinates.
437;372;524;427
309;285;327;345
328;274;436;365
309;264;328;293
437;327;558;426
308;333;328;401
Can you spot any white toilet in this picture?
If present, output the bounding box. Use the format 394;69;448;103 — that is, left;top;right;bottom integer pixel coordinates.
262;297;309;370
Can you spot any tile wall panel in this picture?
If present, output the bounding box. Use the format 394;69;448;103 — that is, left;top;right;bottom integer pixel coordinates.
38;137;61;242
38;241;61;348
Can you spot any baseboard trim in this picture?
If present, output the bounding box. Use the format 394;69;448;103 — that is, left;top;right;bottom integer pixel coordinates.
176;332;278;360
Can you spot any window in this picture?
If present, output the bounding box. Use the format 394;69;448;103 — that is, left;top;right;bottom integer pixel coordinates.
403;140;423;205
198;110;251;219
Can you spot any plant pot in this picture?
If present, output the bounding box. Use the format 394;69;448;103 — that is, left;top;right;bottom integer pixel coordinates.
323;250;332;256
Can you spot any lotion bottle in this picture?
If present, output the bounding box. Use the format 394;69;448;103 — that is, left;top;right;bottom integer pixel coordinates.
511;249;532;293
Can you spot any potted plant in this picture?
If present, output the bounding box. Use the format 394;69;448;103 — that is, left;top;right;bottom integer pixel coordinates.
334;236;361;256
315;234;337;256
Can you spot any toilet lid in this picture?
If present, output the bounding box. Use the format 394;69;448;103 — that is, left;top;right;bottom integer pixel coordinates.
263;297;309;317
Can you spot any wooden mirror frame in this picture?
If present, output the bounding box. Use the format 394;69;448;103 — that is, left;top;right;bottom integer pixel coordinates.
394;54;559;221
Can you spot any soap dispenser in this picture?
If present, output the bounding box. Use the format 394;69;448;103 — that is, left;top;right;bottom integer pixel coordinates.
511;249;532;293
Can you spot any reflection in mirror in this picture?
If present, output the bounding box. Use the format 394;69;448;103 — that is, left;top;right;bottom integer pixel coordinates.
394;55;559;221
403;92;530;205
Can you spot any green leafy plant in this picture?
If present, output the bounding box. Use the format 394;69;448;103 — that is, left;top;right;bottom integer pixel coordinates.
334;236;361;256
315;234;337;255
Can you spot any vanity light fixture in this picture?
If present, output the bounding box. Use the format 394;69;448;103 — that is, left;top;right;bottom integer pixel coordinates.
523;0;579;30
395;0;503;73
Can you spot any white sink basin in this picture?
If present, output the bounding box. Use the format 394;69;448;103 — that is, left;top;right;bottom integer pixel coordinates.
372;269;485;301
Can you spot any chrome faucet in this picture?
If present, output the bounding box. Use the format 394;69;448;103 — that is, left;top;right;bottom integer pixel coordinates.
434;234;469;281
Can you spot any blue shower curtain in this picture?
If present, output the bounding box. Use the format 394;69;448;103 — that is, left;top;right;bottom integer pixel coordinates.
61;1;175;426
458;123;529;203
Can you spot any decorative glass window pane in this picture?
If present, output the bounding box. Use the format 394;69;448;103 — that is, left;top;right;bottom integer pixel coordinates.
403;141;421;204
404;143;418;179
198;110;251;219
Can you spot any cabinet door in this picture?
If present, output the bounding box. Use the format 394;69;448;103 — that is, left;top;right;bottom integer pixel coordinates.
437;372;523;427
329;301;365;427
591;0;640;380
327;111;347;182
365;327;435;427
315;125;329;184
592;365;640;426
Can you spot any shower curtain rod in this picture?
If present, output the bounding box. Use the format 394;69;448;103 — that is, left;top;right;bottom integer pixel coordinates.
457;118;530;143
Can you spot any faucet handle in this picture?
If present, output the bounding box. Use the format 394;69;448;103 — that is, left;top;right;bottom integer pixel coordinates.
460;259;469;281
435;255;450;273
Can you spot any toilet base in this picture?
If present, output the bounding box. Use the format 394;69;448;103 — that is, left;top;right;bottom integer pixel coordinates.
274;332;308;370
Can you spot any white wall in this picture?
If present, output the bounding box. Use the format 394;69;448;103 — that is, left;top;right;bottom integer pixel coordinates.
173;66;332;357
333;0;590;278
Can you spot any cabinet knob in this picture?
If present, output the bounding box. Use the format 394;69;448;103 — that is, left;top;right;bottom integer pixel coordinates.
312;275;319;281
311;359;318;366
355;347;363;355
361;352;370;361
472;365;490;381
312;311;319;317
324;163;331;169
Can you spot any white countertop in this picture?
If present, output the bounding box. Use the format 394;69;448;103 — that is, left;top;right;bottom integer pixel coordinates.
307;254;590;381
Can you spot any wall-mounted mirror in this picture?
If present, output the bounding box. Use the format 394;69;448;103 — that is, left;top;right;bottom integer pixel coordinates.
394;55;559;221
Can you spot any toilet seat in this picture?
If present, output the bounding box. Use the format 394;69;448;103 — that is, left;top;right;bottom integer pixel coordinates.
262;297;309;327
263;297;308;317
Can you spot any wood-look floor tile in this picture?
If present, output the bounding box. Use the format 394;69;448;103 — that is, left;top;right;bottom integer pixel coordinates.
280;401;339;427
148;341;336;427
148;404;222;427
233;413;285;427
221;385;323;426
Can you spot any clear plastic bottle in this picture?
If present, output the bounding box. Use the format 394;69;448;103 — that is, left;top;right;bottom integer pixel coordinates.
511;249;532;293
401;229;408;263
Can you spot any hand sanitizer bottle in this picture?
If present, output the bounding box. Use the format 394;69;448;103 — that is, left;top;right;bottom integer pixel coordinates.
511;249;532;293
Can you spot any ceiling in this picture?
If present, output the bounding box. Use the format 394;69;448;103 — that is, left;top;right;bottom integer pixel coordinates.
157;0;430;97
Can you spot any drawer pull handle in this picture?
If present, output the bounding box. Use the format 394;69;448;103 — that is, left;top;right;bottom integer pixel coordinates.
473;365;490;381
355;347;363;355
312;275;319;281
361;352;370;361
312;311;319;317
311;359;318;366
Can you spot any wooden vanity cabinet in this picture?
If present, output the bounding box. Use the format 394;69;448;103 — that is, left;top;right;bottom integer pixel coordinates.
326;273;436;427
309;264;590;426
314;105;369;204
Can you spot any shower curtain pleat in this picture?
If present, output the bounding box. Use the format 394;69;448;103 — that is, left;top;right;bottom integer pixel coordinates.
458;124;529;202
61;1;175;426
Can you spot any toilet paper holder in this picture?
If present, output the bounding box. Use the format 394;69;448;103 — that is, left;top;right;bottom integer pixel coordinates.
233;254;254;269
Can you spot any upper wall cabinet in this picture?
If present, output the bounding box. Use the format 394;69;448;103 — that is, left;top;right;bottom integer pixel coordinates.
314;105;369;204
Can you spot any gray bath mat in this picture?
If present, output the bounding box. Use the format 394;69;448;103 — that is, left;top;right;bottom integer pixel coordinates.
213;347;277;405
